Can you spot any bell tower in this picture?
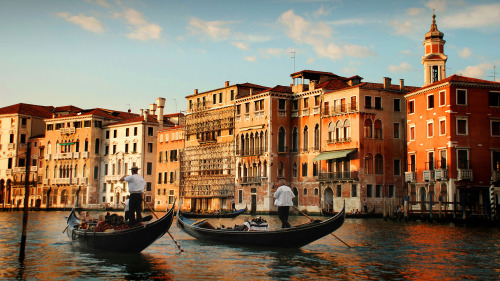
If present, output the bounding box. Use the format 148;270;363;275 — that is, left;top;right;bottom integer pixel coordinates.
422;13;447;86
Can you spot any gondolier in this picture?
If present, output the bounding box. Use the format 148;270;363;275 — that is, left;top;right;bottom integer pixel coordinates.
274;179;295;228
120;166;145;225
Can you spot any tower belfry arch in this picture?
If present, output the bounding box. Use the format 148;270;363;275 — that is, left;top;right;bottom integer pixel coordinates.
422;13;447;86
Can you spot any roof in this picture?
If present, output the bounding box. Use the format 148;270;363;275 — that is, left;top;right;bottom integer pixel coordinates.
407;75;500;96
185;82;268;98
53;105;82;113
0;103;54;118
290;70;337;79
254;85;292;95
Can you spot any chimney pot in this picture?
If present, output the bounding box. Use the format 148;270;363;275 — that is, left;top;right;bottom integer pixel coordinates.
194;89;198;95
225;81;230;87
383;77;392;89
399;79;404;91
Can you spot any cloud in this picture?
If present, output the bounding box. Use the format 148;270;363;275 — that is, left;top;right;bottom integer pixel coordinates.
114;8;161;40
457;62;494;78
277;10;374;60
407;7;424;16
245;56;257;62
188;17;234;41
391;19;416;35
57;12;104;33
458;47;471;58
231;41;249;50
400;50;412;55
313;6;330;17
441;3;500;29
85;0;111;8
425;0;447;13
388;62;414;73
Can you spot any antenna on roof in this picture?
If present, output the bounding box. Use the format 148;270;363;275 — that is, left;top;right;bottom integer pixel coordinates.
488;65;497;81
290;50;296;73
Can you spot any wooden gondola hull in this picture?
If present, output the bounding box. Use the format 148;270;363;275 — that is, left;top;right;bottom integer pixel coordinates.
177;206;345;248
66;203;175;253
180;207;247;218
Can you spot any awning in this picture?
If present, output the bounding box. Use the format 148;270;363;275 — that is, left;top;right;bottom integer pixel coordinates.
59;142;75;145
313;149;356;161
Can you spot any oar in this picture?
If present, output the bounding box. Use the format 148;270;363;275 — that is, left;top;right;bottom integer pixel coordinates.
292;206;351;248
143;198;184;253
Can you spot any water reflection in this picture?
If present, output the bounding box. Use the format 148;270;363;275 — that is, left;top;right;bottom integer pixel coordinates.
1;212;499;280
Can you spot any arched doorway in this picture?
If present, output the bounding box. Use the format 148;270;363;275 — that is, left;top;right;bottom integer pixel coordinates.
324;187;334;211
420;187;427;211
292;187;298;207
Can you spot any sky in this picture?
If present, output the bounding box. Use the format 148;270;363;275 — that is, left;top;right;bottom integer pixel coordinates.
1;0;500;114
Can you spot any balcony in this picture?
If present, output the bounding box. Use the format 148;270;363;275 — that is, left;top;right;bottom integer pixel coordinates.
405;171;417;182
82;152;89;159
8;143;15;150
301;108;310;116
73;152;80;159
318;171;359;182
55;152;73;160
53;178;70;185
60;127;76;135
13;166;38;173
239;176;262;185
313;106;320;115
6;169;12;175
71;178;79;185
423;170;435;181
492;170;500;182
105;175;123;182
45;154;51;160
434;169;448;181
457;169;473;181
43;179;50;185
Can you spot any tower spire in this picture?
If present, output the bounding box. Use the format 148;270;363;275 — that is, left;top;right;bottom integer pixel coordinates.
422;13;447;86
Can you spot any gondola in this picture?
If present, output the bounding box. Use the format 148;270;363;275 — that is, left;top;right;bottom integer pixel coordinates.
179;206;247;218
322;207;380;218
177;204;345;248
66;200;175;253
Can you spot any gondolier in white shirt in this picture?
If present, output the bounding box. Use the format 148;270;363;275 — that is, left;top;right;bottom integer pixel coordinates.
274;179;295;228
120;166;146;225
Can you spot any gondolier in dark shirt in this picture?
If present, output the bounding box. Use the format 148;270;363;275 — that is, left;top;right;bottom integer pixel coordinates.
274;179;295;228
120;166;145;225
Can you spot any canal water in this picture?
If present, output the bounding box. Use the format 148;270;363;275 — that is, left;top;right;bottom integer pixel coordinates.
1;211;499;280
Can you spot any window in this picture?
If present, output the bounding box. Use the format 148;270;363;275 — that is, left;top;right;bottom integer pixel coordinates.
112;145;116;154
212;93;217;104
439;90;446;106
457;149;469;169
457;89;467;105
168;190;175;204
148;143;153;153
303;97;309;108
104;145;109;155
125;143;129;153
408;100;415;114
427;94;434;109
365;96;372;109
457;118;468;135
314;95;320;106
94;166;98;179
303;188;308;196
388;185;395;198
366;184;373;197
315;188;319;196
439;119;446;135
302;163;308;177
364;154;373;174
374;97;382;109
292;100;298;110
20;134;26;144
230;90;235;101
105;130;109;139
163;172;168;183
113;130;117;138
278;127;286;152
439;149;447;169
147;162;152;175
133;143;137;152
492;120;500;136
409;125;415;141
245;103;250;113
374;154;383;174
158;151;162;163
351;184;357;197
102;183;107;192
489;92;500;106
278;99;286;110
94;138;100;153
134;127;138;136
292;163;297;177
393;123;400;139
375;185;382;198
374;120;382;139
428;151;435;170
158;173;162;184
126;128;129;137
303;126;309;151
104;164;108;176
146;182;152;192
350;96;357;110
409;154;416;172
84;120;91;127
236;105;241;115
364;119;373;138
148;127;153;136
313;162;318;176
394;159;401;176
238;190;243;204
393;99;401;112
427;121;434;138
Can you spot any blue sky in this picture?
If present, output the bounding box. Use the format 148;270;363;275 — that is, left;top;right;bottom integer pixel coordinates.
1;0;500;114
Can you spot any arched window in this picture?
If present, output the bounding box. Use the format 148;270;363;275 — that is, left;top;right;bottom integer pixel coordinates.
336;120;343;141
313;162;318;176
293;162;298;177
314;124;320;150
47;141;51;154
364;154;373;174
292;127;298;152
75;140;80;152
95;138;100;154
84;139;89;152
343;119;351;141
374;120;383;139
263;160;267;177
61;190;68;205
364;119;373;138
328;122;335;143
303;126;309;151
302;162;308;177
278;161;284;177
375;154;383;174
278;127;286;153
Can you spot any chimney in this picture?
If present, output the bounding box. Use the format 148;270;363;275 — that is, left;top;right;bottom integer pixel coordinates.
149;103;157;115
399;79;404;91
194;89;198;95
156;97;166;130
225;81;230;87
143;109;148;121
140;109;143;116
383;77;392;89
250;88;253;96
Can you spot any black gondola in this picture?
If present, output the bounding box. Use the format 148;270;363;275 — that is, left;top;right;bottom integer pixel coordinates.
322;207;379;218
177;204;345;248
179;206;247;219
66;201;175;253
